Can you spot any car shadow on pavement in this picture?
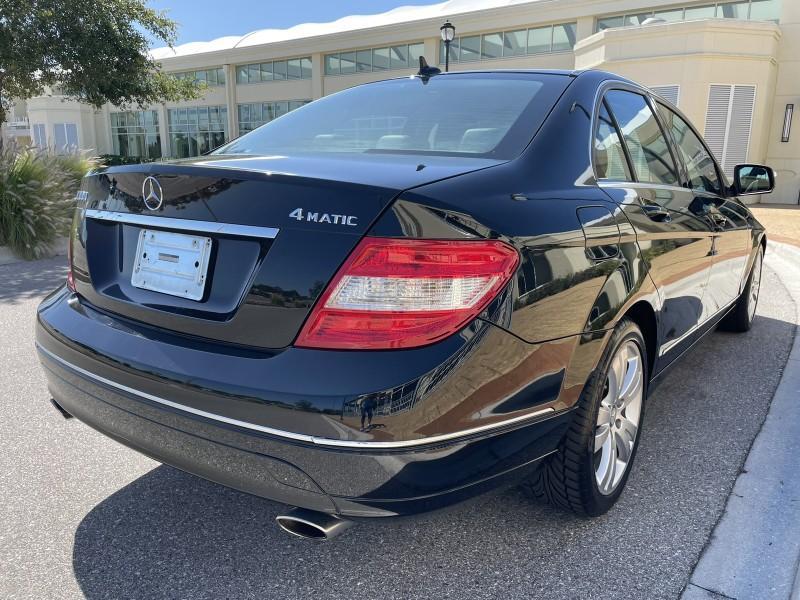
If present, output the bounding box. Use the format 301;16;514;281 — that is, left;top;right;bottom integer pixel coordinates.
71;462;579;600
0;257;66;304
70;309;796;600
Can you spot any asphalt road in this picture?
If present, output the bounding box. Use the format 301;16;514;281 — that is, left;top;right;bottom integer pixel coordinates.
0;253;795;600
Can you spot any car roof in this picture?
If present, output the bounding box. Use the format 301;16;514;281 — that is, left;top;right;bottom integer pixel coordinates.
426;68;580;77
374;68;635;85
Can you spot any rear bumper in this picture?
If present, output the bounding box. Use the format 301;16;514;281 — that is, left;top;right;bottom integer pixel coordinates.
36;288;572;517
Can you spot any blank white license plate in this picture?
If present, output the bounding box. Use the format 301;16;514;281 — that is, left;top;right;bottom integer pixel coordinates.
131;229;212;301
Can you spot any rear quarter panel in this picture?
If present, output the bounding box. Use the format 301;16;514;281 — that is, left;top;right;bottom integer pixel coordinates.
370;71;660;413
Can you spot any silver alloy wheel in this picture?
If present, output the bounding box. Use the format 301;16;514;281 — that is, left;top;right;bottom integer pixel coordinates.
747;250;763;323
594;339;644;496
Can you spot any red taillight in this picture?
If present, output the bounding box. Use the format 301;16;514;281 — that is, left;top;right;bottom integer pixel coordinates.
66;233;76;293
295;237;519;350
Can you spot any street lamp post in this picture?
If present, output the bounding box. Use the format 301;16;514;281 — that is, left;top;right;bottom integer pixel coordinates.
440;21;456;72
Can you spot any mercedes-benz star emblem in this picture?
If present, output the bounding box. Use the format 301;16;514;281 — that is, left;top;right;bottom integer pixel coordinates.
142;176;164;211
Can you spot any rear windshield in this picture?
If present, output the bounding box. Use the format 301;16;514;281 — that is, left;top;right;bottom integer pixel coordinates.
216;73;571;160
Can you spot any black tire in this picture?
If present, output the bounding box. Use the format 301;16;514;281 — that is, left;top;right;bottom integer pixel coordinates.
521;318;648;516
719;245;764;333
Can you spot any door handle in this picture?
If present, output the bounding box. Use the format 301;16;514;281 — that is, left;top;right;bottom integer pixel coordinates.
709;235;720;257
641;203;672;223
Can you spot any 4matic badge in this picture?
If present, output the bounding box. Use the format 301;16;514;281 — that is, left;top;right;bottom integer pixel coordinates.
289;208;358;226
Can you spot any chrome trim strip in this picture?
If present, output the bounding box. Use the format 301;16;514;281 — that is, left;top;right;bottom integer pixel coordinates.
313;407;557;448
84;209;279;239
38;344;314;443
37;344;556;449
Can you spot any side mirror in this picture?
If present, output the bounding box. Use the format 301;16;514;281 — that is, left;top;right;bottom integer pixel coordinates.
733;164;775;196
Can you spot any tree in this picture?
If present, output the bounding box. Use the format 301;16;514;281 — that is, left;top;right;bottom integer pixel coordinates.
0;0;203;134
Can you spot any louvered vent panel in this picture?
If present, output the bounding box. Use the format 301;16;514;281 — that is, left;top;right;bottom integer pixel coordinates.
704;85;732;165
723;85;756;175
703;84;756;177
651;85;680;106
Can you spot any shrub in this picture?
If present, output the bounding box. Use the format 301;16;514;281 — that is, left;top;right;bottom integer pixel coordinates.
0;145;100;260
56;153;101;188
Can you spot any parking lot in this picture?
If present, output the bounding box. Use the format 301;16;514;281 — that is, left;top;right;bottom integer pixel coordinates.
0;252;795;600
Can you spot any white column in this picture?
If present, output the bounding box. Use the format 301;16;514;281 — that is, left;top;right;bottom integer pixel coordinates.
224;64;238;139
423;37;439;68
156;104;170;158
101;104;114;154
575;16;595;43
311;53;324;99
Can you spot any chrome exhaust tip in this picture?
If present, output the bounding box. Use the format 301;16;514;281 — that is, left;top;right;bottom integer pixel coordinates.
50;398;73;420
276;508;352;540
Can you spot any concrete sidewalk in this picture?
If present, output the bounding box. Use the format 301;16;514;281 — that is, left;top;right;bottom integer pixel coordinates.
0;237;68;267
682;241;800;600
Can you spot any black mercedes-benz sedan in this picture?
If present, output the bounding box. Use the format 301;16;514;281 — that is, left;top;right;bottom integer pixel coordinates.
36;68;773;539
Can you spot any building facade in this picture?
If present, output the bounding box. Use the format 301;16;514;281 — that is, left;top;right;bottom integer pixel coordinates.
5;0;798;204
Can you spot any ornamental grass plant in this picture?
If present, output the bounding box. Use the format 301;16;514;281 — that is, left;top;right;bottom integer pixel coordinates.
0;144;98;260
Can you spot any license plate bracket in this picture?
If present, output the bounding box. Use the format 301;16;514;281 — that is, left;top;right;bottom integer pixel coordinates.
131;229;212;301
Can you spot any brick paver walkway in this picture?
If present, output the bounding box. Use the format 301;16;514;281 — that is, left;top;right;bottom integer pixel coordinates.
750;204;800;247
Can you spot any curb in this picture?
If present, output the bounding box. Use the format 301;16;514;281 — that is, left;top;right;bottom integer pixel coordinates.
682;241;800;600
0;237;68;267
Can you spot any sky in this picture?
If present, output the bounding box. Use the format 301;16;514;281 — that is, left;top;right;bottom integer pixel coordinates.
147;0;438;46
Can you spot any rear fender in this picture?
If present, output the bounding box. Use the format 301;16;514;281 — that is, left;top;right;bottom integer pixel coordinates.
368;192;656;413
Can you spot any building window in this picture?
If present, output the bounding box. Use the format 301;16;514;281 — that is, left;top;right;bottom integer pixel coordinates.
552;23;578;51
172;68;226;86
390;45;409;68
481;32;503;59
716;2;751;18
439;23;577;65
749;0;782;20
237;100;310;134
53;123;78;153
341;51;357;73
167;106;228;158
110;111;162;159
373;47;391;70
654;8;686;21
32;123;46;148
685;5;721;18
236;57;312;84
528;26;552;54
503;30;527;56
459;36;481;62
325;43;424;75
596;0;781;31
704;84;756;176
625;12;658;26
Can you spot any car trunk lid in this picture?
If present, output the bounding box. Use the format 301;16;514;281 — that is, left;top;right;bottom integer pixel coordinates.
71;154;503;349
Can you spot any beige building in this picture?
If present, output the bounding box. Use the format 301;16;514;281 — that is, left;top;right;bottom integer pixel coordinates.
4;0;798;204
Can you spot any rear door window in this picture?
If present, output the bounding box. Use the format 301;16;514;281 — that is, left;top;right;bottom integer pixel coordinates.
594;100;632;181
604;90;680;186
659;104;723;195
